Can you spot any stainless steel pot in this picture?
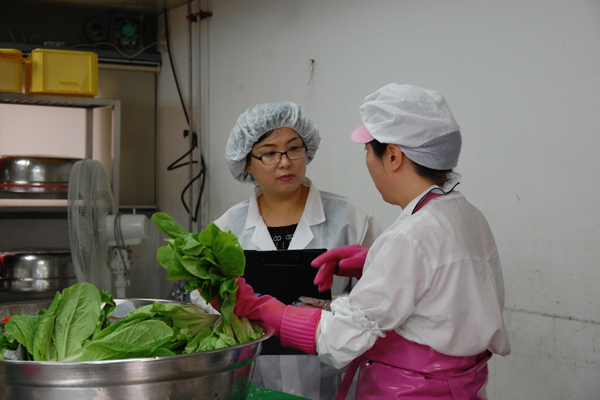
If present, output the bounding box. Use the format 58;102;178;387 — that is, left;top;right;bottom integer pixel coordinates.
0;251;76;303
0;299;274;400
0;156;81;199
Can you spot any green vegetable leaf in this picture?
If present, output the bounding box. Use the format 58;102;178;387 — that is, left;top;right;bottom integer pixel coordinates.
217;278;239;326
151;214;247;326
4;313;41;359
181;235;205;256
157;245;194;280
92;312;152;341
213;232;245;277
150;347;176;358
65;320;173;362
99;290;116;329
197;222;220;247
91;290;117;339
32;290;62;361
126;304;155;317
183;326;213;353
230;313;249;343
212;319;237;349
178;253;212;278
0;334;18;360
149;303;219;338
54;282;101;361
249;321;265;340
150;212;189;240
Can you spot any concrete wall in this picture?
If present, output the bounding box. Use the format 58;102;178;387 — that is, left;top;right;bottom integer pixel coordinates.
156;1;600;398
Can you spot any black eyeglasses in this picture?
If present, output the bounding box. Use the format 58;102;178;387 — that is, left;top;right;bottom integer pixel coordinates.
250;146;307;165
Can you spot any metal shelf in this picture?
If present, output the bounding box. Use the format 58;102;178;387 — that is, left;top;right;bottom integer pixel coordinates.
0;92;121;206
0;92;118;108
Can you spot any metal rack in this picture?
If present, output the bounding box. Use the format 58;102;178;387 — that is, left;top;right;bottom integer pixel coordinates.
0;92;121;206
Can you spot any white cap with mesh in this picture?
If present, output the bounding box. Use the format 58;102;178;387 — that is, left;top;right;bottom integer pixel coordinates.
351;83;461;170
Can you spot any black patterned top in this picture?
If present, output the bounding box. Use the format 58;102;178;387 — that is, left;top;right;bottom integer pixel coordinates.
267;224;298;250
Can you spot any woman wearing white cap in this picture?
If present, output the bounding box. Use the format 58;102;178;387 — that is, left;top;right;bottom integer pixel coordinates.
220;84;511;399
191;101;382;399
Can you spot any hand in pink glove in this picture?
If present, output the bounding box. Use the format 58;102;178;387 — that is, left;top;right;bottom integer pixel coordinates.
211;278;322;353
311;244;369;292
230;277;287;335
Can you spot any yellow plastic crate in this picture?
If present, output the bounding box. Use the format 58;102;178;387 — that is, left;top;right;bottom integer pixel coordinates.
25;49;98;97
0;49;23;93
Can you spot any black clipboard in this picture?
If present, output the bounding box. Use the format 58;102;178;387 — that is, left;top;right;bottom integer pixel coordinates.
243;249;330;355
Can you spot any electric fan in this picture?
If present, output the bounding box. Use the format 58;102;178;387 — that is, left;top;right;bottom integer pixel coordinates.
114;18;139;46
67;159;149;298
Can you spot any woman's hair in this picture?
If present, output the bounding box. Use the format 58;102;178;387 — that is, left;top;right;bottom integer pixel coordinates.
370;139;457;186
245;129;275;167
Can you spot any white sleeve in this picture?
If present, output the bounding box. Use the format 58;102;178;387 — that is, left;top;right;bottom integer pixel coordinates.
352;231;433;330
316;230;433;368
316;296;383;368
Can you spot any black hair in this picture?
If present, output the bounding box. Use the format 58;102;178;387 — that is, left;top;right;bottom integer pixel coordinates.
369;139;456;186
245;129;275;166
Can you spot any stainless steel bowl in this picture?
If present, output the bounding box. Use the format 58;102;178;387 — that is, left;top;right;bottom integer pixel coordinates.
0;299;274;400
0;156;81;199
0;251;76;303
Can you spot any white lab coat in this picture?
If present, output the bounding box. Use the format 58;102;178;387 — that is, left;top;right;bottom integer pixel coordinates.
213;177;382;400
213;177;382;295
316;180;511;370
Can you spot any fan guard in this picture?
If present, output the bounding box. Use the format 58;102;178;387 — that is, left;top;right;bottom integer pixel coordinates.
68;159;115;292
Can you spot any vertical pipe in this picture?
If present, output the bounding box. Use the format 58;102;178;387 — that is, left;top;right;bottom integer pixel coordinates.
112;99;121;208
187;0;194;231
196;0;204;229
85;107;93;158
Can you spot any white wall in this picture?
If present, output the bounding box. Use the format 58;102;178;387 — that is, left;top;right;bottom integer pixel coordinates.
156;1;600;398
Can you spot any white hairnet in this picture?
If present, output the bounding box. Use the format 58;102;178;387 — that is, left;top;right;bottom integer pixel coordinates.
225;102;321;182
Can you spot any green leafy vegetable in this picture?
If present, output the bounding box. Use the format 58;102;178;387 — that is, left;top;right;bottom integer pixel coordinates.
0;334;18;360
54;282;101;360
149;302;219;338
4;314;41;360
32;291;62;361
0;282;265;363
230;314;266;344
97;290;117;331
151;212;245;325
64;320;173;362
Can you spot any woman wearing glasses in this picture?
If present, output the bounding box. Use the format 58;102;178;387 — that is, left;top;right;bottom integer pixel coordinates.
197;102;382;399
214;102;381;255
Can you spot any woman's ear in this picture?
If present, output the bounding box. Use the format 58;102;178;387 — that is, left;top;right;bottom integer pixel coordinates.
386;144;404;172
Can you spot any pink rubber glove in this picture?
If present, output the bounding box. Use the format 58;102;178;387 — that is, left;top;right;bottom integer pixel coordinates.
311;244;369;292
210;278;322;353
229;277;287;335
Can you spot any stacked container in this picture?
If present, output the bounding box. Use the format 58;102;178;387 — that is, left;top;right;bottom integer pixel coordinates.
0;49;24;93
25;49;98;97
0;48;98;97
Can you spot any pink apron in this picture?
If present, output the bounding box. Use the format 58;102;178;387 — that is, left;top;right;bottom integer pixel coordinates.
335;330;491;399
335;189;492;399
